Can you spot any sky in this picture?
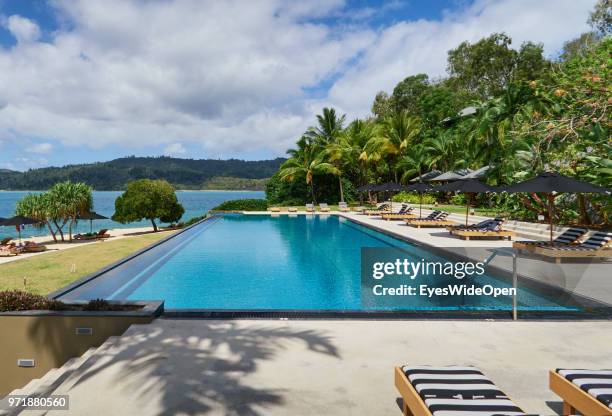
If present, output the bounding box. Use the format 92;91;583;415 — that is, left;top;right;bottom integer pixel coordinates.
0;0;596;170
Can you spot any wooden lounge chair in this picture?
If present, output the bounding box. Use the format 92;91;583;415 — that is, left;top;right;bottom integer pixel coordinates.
534;231;612;263
451;229;514;240
446;218;503;231
338;202;350;212
305;203;315;213
550;369;612;416
406;212;456;228
395;365;531;416
287;207;298;212
75;229;111;240
1;237;12;246
513;227;588;252
0;245;20;257
21;241;47;253
363;203;392;215
319;203;331;212
268;206;281;213
381;205;415;221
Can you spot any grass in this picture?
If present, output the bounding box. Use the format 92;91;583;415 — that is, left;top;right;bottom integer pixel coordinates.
0;231;175;296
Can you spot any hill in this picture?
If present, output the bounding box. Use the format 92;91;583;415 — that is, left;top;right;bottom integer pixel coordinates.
0;156;285;190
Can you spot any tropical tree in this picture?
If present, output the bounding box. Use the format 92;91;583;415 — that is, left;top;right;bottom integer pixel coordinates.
370;111;421;182
305;107;346;147
278;137;338;203
14;181;93;242
113;179;184;231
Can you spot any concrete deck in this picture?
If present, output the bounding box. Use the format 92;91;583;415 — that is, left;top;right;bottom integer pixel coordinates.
14;318;612;415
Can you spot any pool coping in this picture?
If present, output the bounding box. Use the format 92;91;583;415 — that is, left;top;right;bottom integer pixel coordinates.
47;217;213;300
49;213;612;320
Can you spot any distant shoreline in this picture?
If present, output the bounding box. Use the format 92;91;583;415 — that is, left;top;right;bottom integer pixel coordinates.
1;189;265;193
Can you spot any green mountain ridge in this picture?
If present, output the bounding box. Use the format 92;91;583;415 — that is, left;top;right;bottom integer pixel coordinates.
0;156;285;191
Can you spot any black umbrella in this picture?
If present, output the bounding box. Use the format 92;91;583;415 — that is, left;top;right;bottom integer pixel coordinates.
77;211;109;233
437;179;501;226
404;182;439;219
504;172;611;244
0;215;40;243
374;182;405;192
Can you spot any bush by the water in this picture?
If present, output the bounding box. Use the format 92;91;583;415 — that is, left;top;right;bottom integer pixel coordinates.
0;290;66;312
392;192;437;205
212;199;268;211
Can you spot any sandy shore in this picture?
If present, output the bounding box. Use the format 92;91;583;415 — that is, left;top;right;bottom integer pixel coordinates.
0;226;161;265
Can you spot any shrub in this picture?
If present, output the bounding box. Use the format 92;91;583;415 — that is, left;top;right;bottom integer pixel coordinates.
392;192;437;204
83;298;118;311
211;199;269;211
179;215;207;228
0;290;67;312
450;194;467;205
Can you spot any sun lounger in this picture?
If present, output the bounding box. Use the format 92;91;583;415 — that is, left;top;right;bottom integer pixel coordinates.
446;218;503;231
395;365;531;416
513;227;588;252
406;212;456;228
550;369;612;416
305;203;315;213
288;207;297;212
319;203;330;212
363;203;391;215
75;229;111;240
382;205;417;221
338;202;350;212
534;231;612;263
21;241;47;253
0;244;21;257
450;221;513;240
268;207;281;212
1;237;12;246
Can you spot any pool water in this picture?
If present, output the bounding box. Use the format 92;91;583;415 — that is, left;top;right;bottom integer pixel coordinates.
59;215;580;311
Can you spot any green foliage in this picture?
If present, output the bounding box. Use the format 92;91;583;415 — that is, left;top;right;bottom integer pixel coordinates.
15;181;93;242
588;0;611;35
0;290;66;312
211;199;268;211
273;9;611;226
0;156;284;191
83;299;120;311
392;192;437;204
112;179;185;231
447;33;549;99
200;176;268;190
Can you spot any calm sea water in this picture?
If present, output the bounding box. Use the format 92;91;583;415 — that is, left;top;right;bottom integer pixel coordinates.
0;190;264;239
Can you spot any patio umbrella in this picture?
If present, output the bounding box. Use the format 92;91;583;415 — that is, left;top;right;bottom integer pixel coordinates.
429;169;472;182
437;179;501;226
0;215;40;243
503;172;611;244
410;170;442;183
404;182;439;219
77;211;109;233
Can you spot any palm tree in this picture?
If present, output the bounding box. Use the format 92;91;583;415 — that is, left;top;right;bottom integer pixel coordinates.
397;144;431;183
305;107;346;147
279;137;338;203
370;111;421;182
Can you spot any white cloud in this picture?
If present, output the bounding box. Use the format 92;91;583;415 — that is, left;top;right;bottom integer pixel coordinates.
326;0;594;117
26;142;53;153
163;142;186;156
3;15;41;43
0;0;596;160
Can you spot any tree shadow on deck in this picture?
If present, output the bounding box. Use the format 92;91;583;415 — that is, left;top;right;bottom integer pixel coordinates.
33;320;340;415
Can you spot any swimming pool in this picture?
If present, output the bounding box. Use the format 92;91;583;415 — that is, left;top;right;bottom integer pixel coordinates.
57;214;583;312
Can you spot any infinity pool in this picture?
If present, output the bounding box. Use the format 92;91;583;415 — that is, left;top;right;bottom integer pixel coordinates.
58;214;580;312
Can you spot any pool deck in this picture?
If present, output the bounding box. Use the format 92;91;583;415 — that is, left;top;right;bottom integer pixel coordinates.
15;318;612;415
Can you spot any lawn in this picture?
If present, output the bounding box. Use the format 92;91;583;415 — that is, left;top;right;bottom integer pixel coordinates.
0;231;175;296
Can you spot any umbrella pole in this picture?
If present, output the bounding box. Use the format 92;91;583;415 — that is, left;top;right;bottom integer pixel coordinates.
419;192;422;219
90;219;93;234
548;194;554;245
465;194;470;226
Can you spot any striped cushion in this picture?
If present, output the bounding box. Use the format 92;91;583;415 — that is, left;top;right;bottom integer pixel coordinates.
580;231;612;249
558;369;612;408
401;366;530;415
554;228;588;244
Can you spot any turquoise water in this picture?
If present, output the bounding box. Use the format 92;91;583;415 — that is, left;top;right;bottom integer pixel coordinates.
0;190;263;238
60;215;579;311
